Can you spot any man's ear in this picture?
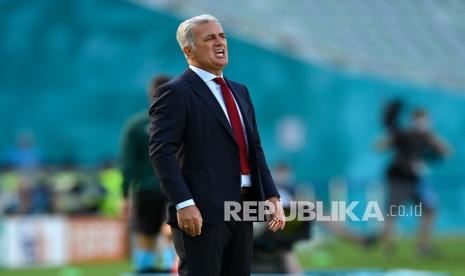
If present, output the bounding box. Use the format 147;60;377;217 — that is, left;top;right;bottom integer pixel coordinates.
183;46;194;59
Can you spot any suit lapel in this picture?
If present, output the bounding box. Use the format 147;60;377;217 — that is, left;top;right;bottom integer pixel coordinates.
183;69;236;141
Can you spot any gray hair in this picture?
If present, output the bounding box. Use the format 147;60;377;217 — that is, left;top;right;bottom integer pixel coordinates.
176;14;221;51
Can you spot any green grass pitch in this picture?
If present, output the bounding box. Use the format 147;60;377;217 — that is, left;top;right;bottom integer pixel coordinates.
2;237;464;276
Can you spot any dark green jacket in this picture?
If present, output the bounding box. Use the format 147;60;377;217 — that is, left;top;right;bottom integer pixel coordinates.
120;111;160;198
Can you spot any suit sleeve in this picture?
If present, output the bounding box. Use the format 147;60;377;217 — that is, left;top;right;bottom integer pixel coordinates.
148;84;192;206
243;86;280;200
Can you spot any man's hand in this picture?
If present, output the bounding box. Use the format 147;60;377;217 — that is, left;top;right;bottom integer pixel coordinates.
177;205;203;236
267;197;285;232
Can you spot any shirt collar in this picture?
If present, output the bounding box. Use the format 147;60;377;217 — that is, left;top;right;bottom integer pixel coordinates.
189;64;223;83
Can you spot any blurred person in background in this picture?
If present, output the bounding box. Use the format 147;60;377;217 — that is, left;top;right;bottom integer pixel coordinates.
149;14;284;276
1;166;52;216
251;163;376;274
252;162;308;275
29;171;53;214
1;163;22;215
7;129;41;172
3;130;52;216
14;177;33;214
120;75;175;274
379;100;450;257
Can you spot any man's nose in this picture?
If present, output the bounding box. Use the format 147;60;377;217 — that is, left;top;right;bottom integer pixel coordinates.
214;37;224;46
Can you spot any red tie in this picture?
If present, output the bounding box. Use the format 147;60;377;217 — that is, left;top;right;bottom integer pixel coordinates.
214;77;250;174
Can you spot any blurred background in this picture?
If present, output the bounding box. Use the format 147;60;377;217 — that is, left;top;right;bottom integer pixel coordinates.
1;0;464;275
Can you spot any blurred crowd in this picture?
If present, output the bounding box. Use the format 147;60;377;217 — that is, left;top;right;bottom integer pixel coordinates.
0;161;122;217
0;129;122;217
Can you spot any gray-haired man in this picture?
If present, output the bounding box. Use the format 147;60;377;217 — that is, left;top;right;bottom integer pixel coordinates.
149;14;285;275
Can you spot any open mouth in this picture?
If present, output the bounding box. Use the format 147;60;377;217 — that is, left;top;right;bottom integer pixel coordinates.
215;49;225;58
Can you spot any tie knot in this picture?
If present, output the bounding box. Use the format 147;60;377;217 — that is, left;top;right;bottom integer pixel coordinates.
213;77;227;87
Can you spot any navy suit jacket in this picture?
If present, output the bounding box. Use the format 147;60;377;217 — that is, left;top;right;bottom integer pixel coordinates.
148;68;279;224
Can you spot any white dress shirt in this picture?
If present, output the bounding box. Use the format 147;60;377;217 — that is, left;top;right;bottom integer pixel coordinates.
176;65;252;210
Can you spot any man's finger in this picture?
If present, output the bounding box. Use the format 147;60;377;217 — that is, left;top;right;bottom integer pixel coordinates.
269;224;278;232
274;221;284;231
268;217;279;226
193;221;202;236
268;220;279;231
184;222;192;236
268;217;284;232
179;223;189;234
187;224;196;236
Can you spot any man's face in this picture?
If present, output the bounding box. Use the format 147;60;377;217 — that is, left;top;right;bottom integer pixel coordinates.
185;21;228;75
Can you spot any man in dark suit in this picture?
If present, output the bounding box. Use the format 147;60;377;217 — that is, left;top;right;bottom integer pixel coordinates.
149;14;285;276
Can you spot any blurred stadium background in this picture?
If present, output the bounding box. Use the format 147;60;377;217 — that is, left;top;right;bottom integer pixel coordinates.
1;0;464;275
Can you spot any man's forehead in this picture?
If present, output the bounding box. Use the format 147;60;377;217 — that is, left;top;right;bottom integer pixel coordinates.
194;22;224;36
